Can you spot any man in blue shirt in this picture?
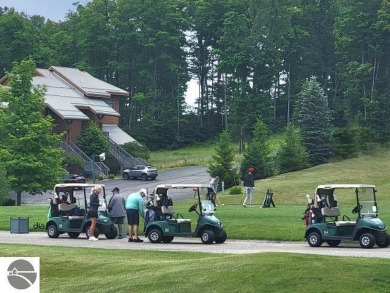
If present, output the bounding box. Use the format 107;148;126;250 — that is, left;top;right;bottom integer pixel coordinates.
126;188;147;242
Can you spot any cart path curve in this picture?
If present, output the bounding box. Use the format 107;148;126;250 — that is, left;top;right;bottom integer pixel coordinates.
1;232;390;258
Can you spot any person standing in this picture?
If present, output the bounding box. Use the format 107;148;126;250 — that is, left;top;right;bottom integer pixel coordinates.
208;176;219;206
88;185;102;241
243;167;255;208
126;188;147;242
108;187;126;239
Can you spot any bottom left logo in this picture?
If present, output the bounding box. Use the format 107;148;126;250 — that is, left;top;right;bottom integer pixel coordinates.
0;257;40;293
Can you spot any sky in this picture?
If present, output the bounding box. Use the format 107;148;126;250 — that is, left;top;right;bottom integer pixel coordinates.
0;0;91;22
0;0;198;105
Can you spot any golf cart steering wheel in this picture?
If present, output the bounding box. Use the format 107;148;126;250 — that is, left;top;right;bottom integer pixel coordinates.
352;205;362;214
189;203;198;212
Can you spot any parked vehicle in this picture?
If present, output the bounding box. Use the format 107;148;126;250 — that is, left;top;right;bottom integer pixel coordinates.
304;184;390;249
64;174;86;184
45;183;117;239
123;165;158;181
144;184;227;244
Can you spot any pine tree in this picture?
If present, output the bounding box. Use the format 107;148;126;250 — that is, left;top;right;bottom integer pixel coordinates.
208;130;238;188
294;76;332;165
240;119;273;179
277;126;310;173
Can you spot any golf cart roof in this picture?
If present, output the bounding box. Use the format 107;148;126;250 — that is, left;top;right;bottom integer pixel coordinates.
53;183;106;199
54;183;106;189
315;184;376;192
154;184;209;190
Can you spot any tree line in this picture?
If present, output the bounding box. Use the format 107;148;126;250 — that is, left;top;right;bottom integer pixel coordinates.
1;0;389;150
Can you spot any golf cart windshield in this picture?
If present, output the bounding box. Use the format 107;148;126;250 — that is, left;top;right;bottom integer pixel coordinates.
357;187;377;217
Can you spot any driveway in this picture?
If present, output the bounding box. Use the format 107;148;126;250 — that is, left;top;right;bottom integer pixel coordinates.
10;166;210;205
1;231;390;258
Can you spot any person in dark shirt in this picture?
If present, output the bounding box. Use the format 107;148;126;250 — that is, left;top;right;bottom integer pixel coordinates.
243;167;255;207
88;185;102;241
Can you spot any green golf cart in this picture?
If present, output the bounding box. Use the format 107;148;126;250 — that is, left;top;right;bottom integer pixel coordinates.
304;184;390;248
144;184;227;244
45;183;117;239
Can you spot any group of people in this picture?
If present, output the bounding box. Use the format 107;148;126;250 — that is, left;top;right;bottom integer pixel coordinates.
87;166;256;241
87;186;147;242
208;166;255;208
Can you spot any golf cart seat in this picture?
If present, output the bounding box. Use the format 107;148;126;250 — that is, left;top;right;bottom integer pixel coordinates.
58;203;85;220
161;206;191;224
58;203;77;212
161;206;175;215
321;207;356;226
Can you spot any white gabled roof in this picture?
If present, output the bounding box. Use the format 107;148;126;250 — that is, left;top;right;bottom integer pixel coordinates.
49;66;129;98
33;67;127;120
102;124;136;145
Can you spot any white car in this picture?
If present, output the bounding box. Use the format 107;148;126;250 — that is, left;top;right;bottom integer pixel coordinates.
123;165;158;181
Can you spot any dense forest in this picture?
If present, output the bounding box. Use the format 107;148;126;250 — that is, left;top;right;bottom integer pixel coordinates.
1;0;390;150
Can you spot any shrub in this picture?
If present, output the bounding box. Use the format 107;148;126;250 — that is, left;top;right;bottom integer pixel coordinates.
122;142;150;160
2;198;15;206
229;186;243;195
108;173;115;179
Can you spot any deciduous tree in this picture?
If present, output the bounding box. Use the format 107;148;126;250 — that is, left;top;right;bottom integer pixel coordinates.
0;59;65;205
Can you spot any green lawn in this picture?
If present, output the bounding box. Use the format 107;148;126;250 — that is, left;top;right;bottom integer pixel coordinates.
1;244;390;293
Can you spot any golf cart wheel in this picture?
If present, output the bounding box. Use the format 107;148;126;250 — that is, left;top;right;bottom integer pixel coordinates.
376;233;390;248
141;174;147;181
215;230;227;244
307;231;323;247
359;233;375;248
326;240;341;247
201;229;215;244
68;232;80;239
47;223;60;238
162;236;174;243
148;228;162;243
86;226;100;239
105;225;118;239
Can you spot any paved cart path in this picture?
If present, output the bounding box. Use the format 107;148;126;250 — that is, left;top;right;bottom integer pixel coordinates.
1;231;390;258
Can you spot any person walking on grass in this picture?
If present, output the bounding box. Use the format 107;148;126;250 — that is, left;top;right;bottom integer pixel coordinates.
126;188;147;242
88;185;102;241
243;167;255;208
108;187;126;239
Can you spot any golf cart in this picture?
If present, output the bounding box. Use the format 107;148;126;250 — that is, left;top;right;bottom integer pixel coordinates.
45;183;118;239
304;184;390;248
144;184;227;244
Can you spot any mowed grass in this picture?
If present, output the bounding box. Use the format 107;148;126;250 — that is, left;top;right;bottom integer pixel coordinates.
148;136;283;169
1;244;390;293
149;141;242;169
